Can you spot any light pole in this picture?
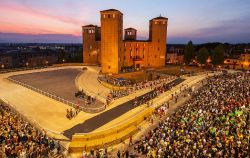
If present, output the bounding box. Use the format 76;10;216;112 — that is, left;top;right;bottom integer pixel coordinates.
1;64;4;69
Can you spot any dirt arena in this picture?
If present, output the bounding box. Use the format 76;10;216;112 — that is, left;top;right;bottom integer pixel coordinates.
9;68;102;109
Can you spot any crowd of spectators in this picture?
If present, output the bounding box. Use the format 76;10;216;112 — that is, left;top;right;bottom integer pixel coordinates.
106;75;177;104
130;77;183;107
99;77;132;87
126;72;250;157
0;104;64;158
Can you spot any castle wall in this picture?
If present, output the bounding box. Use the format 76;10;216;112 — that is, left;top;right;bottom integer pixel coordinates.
123;41;150;68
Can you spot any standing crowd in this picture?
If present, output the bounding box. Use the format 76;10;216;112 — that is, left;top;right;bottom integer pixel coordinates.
126;72;250;157
0;104;64;158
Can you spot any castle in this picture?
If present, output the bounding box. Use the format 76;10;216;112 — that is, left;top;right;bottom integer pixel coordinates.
82;9;168;74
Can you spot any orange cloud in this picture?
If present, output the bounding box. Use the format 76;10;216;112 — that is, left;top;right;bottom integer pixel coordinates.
0;3;85;35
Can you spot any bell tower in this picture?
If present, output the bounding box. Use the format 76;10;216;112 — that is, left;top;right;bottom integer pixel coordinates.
149;16;168;67
100;9;123;74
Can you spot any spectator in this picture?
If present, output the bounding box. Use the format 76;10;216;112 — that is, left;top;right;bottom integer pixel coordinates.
124;72;250;157
0;104;64;158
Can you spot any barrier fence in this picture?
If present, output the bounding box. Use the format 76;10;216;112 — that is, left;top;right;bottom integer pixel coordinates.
7;77;106;113
69;107;155;153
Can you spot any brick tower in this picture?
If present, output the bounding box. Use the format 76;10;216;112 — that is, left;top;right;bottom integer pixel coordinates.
82;25;101;64
100;9;123;74
149;17;168;67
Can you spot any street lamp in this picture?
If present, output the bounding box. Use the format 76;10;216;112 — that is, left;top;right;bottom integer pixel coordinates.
1;64;4;69
25;62;29;67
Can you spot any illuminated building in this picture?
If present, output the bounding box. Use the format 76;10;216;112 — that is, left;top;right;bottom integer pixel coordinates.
224;53;250;70
82;9;168;74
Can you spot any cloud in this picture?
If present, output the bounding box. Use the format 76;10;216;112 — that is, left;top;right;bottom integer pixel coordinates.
0;2;84;26
0;2;88;35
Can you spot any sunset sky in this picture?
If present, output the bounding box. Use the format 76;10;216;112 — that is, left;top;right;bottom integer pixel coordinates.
0;0;250;43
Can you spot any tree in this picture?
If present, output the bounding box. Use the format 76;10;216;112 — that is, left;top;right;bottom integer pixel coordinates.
184;41;195;64
211;45;225;65
197;47;209;65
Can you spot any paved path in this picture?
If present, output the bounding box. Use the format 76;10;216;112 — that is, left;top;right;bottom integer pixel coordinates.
76;66;110;103
63;78;185;138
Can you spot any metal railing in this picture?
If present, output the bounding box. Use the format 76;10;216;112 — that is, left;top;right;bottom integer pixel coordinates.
7;77;106;113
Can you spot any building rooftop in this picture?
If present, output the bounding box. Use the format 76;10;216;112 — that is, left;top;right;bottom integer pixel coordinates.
125;27;137;31
82;24;97;27
151;16;168;20
100;9;123;14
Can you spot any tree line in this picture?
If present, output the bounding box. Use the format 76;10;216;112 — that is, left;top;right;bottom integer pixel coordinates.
184;41;225;65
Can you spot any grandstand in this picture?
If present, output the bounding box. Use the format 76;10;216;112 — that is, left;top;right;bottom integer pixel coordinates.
0;65;218;157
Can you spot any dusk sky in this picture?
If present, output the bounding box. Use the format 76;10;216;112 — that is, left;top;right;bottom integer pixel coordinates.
0;0;250;43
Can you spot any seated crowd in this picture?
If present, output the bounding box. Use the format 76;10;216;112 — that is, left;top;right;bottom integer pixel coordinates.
131;77;182;107
99;77;132;87
127;72;250;157
0;104;63;158
106;75;177;104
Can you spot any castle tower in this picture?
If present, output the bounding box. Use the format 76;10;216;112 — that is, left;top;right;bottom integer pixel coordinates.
149;16;168;67
124;28;137;41
100;9;123;74
82;25;101;64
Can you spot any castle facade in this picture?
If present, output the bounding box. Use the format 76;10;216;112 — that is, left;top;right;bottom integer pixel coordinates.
82;9;168;74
